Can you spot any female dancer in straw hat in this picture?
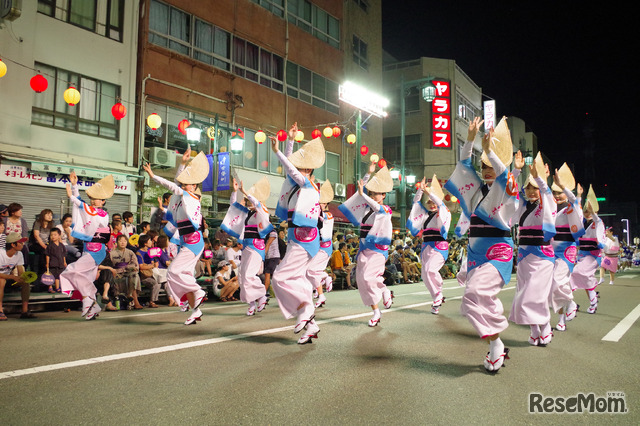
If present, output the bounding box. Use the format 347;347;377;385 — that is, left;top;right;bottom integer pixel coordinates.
308;180;335;310
221;177;273;316
548;165;584;331
509;153;557;347
143;147;209;325
60;172;114;320
339;162;394;327
569;185;605;314
271;123;325;344
444;117;519;372
406;174;451;314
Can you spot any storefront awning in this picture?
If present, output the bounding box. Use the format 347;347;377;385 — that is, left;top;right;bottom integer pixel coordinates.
327;203;350;223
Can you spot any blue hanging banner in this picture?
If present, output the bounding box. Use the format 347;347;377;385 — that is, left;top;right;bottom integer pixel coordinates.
216;152;230;191
202;154;215;192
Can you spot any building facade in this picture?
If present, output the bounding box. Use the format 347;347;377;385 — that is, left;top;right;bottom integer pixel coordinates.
0;0;140;223
138;0;385;220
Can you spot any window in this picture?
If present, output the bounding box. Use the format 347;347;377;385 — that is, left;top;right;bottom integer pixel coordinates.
286;61;339;115
251;0;285;18
456;93;481;124
287;0;340;48
32;63;120;140
149;0;282;91
388;86;420;115
37;0;124;42
352;0;369;13
383;135;422;166
352;35;369;70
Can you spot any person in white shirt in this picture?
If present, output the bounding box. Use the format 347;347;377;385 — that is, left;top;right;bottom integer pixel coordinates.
225;241;243;276
0;233;36;320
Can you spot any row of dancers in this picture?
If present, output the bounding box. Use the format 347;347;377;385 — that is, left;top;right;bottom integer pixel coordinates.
59;119;606;373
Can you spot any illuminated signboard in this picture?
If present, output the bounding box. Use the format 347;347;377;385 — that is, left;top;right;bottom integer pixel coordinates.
339;81;389;118
431;80;451;149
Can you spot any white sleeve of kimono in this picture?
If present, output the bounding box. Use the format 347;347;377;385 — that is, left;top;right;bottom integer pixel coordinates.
361;191;381;212
534;176;549;193
153;175;184;196
70;184;82;207
511;168;521;180
429;192;451;224
230;190;237;204
461;140;474;161
245;194;259;209
362;173;371;185
276;150;306;186
487;150;506;176
564;188;577;204
284;138;295;157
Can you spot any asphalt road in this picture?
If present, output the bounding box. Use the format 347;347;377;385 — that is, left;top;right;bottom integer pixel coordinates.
1;270;639;425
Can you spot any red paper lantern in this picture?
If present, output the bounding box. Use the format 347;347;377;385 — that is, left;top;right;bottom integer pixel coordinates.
178;119;191;135
311;129;322;139
360;145;369;156
111;102;127;120
30;74;48;93
378;158;387;168
444;194;451;201
332;126;341;138
277;129;287;142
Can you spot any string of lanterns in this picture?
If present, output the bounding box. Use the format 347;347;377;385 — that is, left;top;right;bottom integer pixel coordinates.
2;55;399;176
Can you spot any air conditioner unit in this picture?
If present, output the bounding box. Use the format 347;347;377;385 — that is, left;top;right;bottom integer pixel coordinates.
334;183;346;197
1;0;22;21
149;147;176;168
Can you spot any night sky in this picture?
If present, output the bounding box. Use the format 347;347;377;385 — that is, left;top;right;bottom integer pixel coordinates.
382;2;638;204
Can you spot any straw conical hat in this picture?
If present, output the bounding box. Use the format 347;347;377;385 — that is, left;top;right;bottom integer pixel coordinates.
288;137;325;169
481;116;513;167
247;177;270;204
585;184;599;213
428;174;445;200
86;175;115;199
526;152;547;189
365;166;393;193
551;162;576;192
319;180;334;204
177;152;210;184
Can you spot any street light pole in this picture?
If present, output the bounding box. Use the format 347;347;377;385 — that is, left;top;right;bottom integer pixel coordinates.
621;218;630;246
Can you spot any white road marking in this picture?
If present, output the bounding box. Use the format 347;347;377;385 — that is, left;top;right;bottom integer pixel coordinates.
0;286;515;380
618;275;637;279
602;304;640;342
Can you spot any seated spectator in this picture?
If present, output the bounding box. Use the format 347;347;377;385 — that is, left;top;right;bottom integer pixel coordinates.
214;260;239;301
0;233;36;320
214;227;231;247
151;193;171;232
136;234;161;308
390;246;418;283
0;220;6;250
31;209;55;276
211;239;226;268
226;240;242;276
333;233;344;251
330;242;355;289
0;204;7;219
56;213;81;261
138;221;151;236
44;228;66;293
107;220;123;252
121;211;136;238
96;256;119;311
3;203;30;263
196;239;214;278
109;234;140;308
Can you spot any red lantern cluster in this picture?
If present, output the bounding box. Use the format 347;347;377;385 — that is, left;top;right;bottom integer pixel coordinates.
111;102;127;120
178;119;191;135
276;129;287;142
311;129;322;139
360;145;369;156
30;74;48;93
